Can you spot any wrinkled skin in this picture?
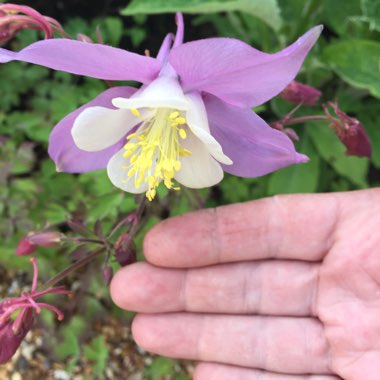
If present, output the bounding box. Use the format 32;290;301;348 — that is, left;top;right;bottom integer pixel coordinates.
111;189;380;380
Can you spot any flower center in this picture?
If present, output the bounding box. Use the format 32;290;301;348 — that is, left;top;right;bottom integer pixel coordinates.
123;108;192;201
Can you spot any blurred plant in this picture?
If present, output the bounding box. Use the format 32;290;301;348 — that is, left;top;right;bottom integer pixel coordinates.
0;3;67;44
0;258;71;364
271;97;372;159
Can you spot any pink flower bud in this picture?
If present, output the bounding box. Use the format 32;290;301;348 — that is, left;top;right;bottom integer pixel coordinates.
280;81;321;106
114;233;137;266
77;33;93;43
102;266;113;286
323;101;372;158
27;231;62;247
16;238;37;256
16;231;62;256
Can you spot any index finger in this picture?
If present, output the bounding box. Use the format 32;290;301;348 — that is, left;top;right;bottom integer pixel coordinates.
143;192;341;268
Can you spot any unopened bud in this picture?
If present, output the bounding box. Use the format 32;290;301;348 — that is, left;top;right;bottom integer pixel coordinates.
270;122;299;142
283;128;299;142
280;81;321;106
323;101;372;158
114;233;137;266
77;33;93;43
102;266;113;286
16;231;62;256
16;238;37;256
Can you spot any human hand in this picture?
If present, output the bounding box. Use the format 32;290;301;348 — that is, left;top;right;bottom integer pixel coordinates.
110;189;380;380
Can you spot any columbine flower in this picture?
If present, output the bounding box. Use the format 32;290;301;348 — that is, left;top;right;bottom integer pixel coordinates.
323;101;371;158
0;13;322;200
0;258;71;364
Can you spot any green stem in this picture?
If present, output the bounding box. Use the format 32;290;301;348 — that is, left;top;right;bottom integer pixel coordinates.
282;115;329;126
43;247;105;290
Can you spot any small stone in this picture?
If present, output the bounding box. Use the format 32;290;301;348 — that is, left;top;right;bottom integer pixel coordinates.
11;373;22;380
54;369;70;380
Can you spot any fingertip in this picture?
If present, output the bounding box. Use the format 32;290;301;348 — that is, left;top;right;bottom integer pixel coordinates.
143;208;217;267
109;262;149;310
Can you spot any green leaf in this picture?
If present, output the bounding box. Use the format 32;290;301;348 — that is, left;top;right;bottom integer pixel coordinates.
308;123;369;187
323;39;380;98
55;316;85;360
121;0;282;31
322;0;362;35
361;0;380;31
144;356;176;379
83;336;109;375
268;134;320;195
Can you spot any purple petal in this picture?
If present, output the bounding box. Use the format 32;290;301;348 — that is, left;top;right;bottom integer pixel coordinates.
173;13;184;48
48;86;136;173
205;94;308;177
0;39;161;83
156;33;174;63
169;26;322;108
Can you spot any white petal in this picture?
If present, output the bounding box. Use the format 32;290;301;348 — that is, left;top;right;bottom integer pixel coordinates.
106;149;150;193
72;107;138;152
185;92;233;165
112;75;189;110
174;133;224;188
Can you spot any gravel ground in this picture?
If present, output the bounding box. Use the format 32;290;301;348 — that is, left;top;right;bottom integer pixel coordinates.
0;267;194;380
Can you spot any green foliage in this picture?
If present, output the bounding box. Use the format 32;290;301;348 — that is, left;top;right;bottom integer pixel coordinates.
83;336;109;376
268;135;320;194
144;356;189;380
361;0;380;31
323;39;380;98
121;0;282;31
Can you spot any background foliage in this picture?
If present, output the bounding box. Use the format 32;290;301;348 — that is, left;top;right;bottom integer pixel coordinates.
0;0;379;378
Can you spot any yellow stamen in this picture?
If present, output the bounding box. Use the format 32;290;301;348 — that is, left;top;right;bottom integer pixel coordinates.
179;129;187;139
122;109;190;201
130;108;141;117
169;111;179;119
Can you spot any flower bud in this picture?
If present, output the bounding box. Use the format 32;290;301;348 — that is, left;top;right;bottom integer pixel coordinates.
27;231;62;247
114;232;137;266
16;231;62;256
102;266;113;286
323;101;372;158
280;81;321;106
16;238;37;256
77;33;93;43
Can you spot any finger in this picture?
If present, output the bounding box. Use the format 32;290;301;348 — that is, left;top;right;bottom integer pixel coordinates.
111;261;319;316
132;313;332;375
144;193;339;268
194;363;341;380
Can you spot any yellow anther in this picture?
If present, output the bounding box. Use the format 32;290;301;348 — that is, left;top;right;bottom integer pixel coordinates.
174;161;181;171
130;108;141;117
123;150;133;158
127;133;137;140
122;108;192;201
169;111;179;119
179;129;187;139
127;167;136;177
